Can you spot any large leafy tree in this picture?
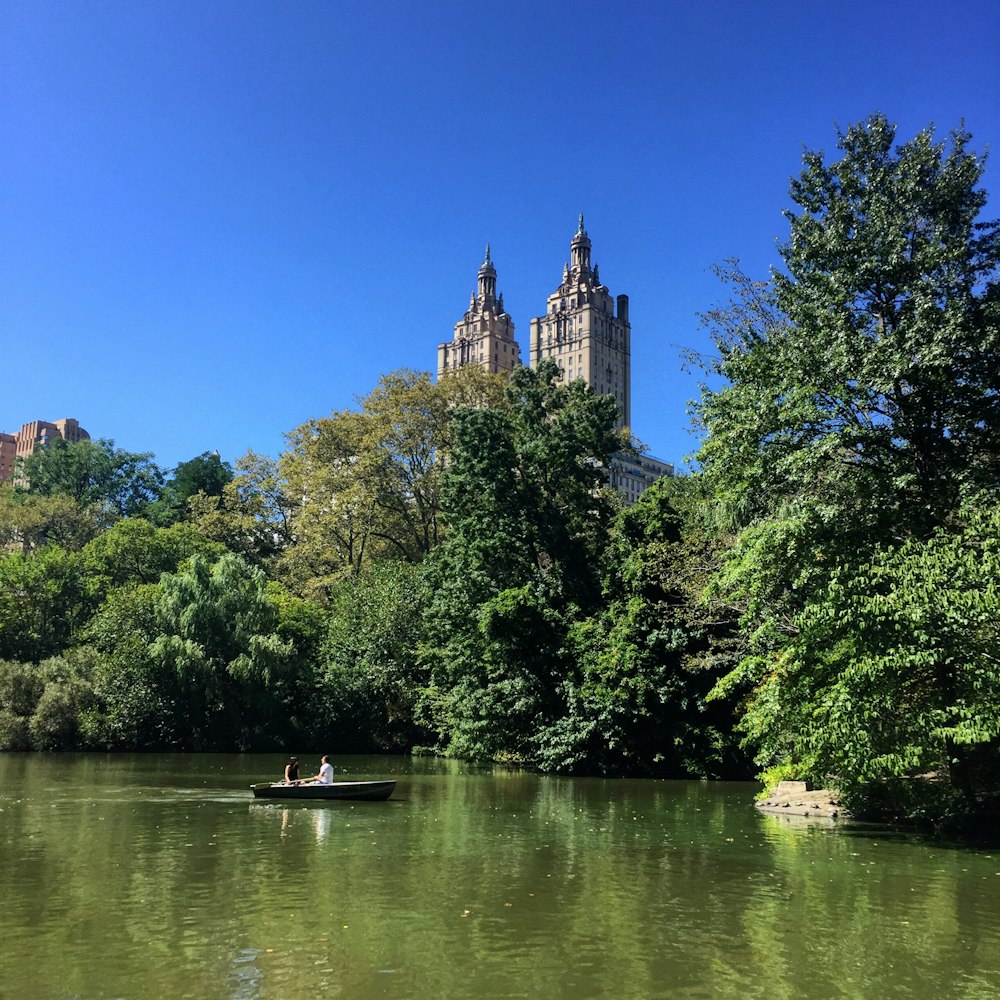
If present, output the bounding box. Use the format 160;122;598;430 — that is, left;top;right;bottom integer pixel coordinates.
82;583;176;748
188;450;295;567
279;367;506;597
0;546;89;662
729;492;1000;824
17;438;164;520
147;553;301;749
85;553;317;750
79;517;224;600
312;560;427;752
418;360;624;763
146;451;233;526
565;476;747;777
697;116;1000;818
0;484;105;552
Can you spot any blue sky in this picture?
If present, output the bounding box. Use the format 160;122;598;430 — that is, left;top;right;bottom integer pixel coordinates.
2;1;997;472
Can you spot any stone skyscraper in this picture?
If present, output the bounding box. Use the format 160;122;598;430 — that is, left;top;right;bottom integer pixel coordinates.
435;219;671;503
437;245;520;378
528;215;631;431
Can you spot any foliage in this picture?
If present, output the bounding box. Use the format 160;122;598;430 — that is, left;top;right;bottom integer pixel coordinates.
734;493;1000;825
17;438;164;519
313;560;427;751
0;485;106;552
80;517;224;600
146;451;233;526
0;651;97;750
0;658;44;748
418;360;624;763
188;450;294;567
696;115;1000;822
279;367;507;597
147;553;302;750
0;546;89;662
82;584;177;748
562;478;748;776
28;650;98;750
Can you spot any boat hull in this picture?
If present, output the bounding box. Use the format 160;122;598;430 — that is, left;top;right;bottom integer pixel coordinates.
250;780;396;801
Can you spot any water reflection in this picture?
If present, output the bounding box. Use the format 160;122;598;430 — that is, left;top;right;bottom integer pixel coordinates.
249;803;335;843
229;947;263;1000
1;756;999;1000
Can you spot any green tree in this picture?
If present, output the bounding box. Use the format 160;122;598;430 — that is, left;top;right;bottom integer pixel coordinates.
0;546;89;662
279;367;507;597
729;492;1000;825
146;451;233;526
0;484;105;552
18;438;164;519
0;658;44;749
563;477;747;776
27;650;98;750
80;517;224;600
696;116;1000;819
314;560;427;751
148;553;303;749
82;583;177;748
188;450;294;567
0;651;97;751
419;360;624;764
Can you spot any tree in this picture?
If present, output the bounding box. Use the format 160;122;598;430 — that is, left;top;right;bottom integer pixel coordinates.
0;546;89;662
147;553;306;749
188;450;294;567
279;367;506;597
0;484;105;552
0;651;97;751
82;583;179;748
561;476;747;777
146;451;233;526
79;517;224;600
727;492;1000;825
696;116;1000;819
418;360;625;764
17;438;164;519
313;560;427;751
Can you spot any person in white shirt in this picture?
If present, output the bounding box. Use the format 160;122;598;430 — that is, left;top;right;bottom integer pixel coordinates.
305;755;334;784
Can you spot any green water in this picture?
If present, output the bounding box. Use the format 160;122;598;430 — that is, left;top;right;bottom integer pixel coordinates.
1;755;998;1000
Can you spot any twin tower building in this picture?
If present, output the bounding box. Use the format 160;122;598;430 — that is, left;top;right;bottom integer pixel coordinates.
436;215;670;503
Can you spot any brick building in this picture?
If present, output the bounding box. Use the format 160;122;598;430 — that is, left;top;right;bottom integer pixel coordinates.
0;418;91;483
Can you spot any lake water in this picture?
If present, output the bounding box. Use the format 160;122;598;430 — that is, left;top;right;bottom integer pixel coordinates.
1;754;998;1000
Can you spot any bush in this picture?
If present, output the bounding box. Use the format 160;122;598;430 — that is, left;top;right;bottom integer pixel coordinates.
0;709;31;750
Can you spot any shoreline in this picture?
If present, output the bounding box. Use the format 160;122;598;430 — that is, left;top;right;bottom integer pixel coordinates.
756;782;848;819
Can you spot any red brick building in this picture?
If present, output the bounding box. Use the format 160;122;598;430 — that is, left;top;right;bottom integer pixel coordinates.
0;418;90;483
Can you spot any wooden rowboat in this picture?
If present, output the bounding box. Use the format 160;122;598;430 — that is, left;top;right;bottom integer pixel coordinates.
250;779;396;801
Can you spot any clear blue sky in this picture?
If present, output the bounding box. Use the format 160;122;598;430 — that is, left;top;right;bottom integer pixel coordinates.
3;1;997;472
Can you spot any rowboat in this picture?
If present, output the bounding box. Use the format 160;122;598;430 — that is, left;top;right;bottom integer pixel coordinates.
250;779;396;801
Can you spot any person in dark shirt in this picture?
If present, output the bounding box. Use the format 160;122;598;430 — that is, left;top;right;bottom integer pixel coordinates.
283;756;300;784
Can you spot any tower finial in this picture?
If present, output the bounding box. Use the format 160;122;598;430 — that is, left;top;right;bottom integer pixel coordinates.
484;243;492;265
577;212;585;234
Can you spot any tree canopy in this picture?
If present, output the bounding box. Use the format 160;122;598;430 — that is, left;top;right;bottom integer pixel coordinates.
17;438;164;520
696;115;1000;825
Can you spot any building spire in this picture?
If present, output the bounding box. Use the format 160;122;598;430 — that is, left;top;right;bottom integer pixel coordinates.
477;243;498;306
570;213;592;276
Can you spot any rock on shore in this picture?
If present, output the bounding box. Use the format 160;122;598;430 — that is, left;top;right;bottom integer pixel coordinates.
756;781;848;819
